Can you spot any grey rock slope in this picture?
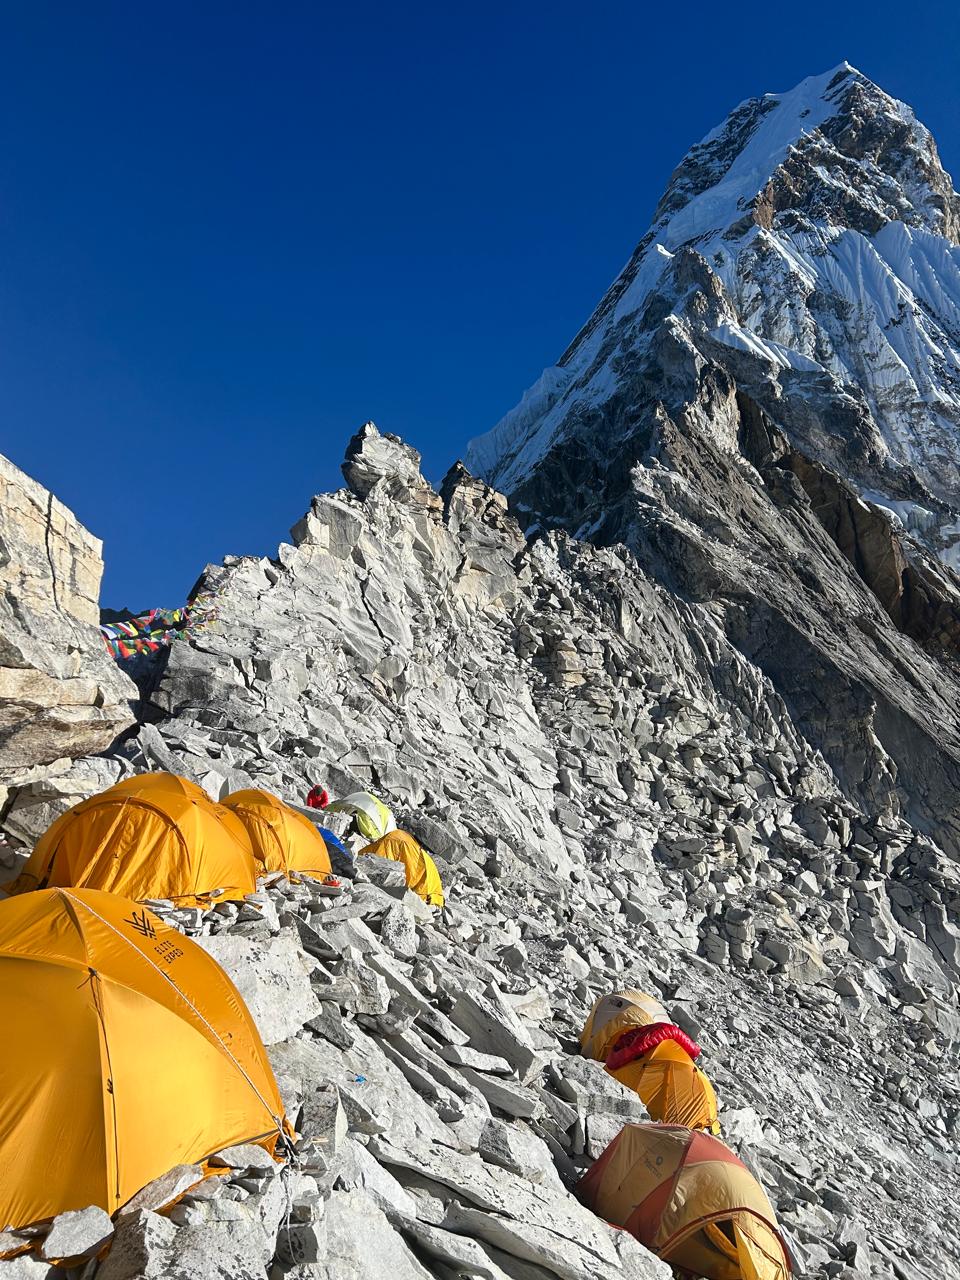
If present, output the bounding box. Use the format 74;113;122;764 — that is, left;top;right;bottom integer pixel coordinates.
11;422;950;1278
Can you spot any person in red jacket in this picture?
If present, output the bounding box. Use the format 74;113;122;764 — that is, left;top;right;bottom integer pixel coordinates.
305;785;330;810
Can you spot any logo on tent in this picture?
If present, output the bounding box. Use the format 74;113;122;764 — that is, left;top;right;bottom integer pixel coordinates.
125;909;157;939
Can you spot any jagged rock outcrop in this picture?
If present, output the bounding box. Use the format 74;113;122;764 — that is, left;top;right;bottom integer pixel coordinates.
0;453;135;791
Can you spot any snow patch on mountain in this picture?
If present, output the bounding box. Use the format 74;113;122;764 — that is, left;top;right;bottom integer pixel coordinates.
656;64;853;250
709;322;824;372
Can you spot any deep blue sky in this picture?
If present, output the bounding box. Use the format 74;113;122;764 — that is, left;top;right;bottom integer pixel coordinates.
3;2;958;607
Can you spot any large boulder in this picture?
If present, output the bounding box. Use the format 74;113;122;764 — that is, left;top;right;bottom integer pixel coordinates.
195;932;319;1045
0;454;135;781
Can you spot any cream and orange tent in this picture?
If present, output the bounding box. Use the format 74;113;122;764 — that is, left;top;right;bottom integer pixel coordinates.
581;990;670;1061
0;888;290;1230
578;1124;790;1280
360;830;445;907
581;990;720;1134
9;773;257;906
222;789;333;881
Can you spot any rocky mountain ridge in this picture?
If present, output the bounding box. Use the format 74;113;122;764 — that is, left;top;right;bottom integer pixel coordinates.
0;59;958;1280
467;64;960;887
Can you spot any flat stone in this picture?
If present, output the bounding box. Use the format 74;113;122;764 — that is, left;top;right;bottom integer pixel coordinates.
722;1106;766;1146
380;902;419;957
40;1206;113;1261
195;932;318;1045
298;1189;434;1278
95;1211;178;1280
438;1043;514;1074
209;1143;278;1171
117;1163;205;1217
337;1139;418;1218
479;1118;563;1187
275;1220;327;1268
450;986;547;1084
298;1081;348;1159
456;1064;544;1119
395;1217;522;1279
0;1253;56;1279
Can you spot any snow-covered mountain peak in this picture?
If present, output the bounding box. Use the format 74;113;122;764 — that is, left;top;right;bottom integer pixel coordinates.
467;66;960;548
647;61;956;256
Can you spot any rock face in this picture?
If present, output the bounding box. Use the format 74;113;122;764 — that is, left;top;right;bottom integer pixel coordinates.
11;417;945;1277
0;453;135;783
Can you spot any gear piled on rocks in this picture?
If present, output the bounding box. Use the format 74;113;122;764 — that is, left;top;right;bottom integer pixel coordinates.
582;991;720;1132
317;823;357;876
10;772;258;905
0;888;289;1231
222;788;334;883
578;1124;791;1280
327;790;396;842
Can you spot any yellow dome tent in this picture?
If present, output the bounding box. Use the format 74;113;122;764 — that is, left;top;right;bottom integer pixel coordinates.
10;773;258;907
327;791;396;842
222;789;333;881
360;830;445;907
581;990;720;1133
0;888;290;1230
110;773;209;800
578;1124;791;1280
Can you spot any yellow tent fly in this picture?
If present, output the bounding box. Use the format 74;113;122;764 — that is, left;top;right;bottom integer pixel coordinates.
579;1124;790;1280
222;789;332;882
581;990;670;1061
326;791;396;842
0;888;290;1230
10;773;258;907
581;990;720;1133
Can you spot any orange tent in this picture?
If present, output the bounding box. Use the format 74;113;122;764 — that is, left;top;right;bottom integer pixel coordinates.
360;831;445;906
222;789;332;881
110;773;209;800
581;990;719;1134
10;773;257;906
610;1038;720;1133
579;1124;790;1280
0;888;290;1230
